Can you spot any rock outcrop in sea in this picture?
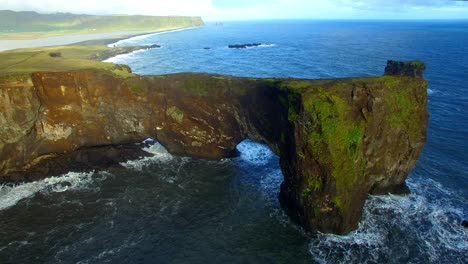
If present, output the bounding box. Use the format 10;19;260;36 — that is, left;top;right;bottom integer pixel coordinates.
0;60;428;234
228;43;263;49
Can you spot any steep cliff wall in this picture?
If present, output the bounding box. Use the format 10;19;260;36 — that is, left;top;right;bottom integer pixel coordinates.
0;62;428;234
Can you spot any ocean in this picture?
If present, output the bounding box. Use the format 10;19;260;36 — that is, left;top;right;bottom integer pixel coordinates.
1;20;467;263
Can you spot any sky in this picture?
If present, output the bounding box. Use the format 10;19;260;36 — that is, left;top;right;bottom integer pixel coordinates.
1;0;468;20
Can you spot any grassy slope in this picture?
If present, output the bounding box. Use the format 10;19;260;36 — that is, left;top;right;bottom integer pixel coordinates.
0;10;204;39
0;45;136;77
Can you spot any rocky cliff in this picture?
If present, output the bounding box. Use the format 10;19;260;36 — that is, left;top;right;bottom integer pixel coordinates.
0;61;428;234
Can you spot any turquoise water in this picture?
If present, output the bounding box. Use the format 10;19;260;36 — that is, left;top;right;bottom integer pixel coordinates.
1;21;467;263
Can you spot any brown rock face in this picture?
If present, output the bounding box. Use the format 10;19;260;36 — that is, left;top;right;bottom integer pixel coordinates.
0;64;428;234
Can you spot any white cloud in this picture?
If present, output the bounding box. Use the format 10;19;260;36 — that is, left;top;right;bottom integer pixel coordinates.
331;0;463;11
0;0;213;16
0;0;467;20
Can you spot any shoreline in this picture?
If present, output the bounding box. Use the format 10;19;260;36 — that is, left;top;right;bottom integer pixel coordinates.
106;26;199;47
0;26;201;52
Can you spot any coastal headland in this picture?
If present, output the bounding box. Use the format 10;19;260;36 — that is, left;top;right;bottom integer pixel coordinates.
0;26;428;235
0;10;204;51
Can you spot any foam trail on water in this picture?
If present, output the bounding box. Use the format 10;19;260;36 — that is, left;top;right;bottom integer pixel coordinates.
0;171;103;210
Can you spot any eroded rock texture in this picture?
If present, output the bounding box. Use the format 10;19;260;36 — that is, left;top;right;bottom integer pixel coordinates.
0;61;428;234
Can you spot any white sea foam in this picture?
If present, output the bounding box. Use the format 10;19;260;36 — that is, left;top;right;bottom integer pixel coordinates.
258;43;276;48
107;26;199;47
309;177;468;263
120;142;174;171
103;48;148;63
72;236;139;264
227;43;276;49
0;171;103;211
235;139;275;166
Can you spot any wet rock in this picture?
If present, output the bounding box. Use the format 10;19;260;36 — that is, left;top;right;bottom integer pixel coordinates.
146;44;161;49
462;220;468;228
228;43;262;49
88;44;160;61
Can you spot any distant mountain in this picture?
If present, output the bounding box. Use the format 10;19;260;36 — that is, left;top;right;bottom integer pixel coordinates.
0;10;204;34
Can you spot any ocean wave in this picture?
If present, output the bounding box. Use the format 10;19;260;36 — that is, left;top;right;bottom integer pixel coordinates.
0;171;106;211
68;236;140;264
102;48;148;63
227;43;276;49
235;139;275;166
309;177;467;264
258;44;276;48
119;142;174;171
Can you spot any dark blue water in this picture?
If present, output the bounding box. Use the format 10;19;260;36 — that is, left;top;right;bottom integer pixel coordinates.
1;21;467;263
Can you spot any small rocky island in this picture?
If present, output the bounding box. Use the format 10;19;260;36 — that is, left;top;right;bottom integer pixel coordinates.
0;51;428;234
228;43;264;48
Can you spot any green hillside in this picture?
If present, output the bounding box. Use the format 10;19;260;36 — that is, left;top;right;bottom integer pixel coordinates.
0;10;204;39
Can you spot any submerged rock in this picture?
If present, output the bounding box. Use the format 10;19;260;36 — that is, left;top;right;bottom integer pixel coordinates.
146;44;161;49
88;44;160;61
0;60;428;234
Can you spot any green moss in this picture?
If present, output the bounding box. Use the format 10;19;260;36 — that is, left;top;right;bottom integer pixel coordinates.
288;75;425;213
288;107;299;122
286;92;301;122
297;151;305;160
124;78;146;96
378;76;425;142
182;75;224;97
347;127;364;155
333;197;343;209
311;177;322;192
130;85;144;95
301;87;366;212
284;80;311;92
280;132;287;144
0;73;31;82
167;106;184;123
302;187;313;198
278;94;288;108
385;60;426;77
314;207;321;217
232;84;248;96
264;78;280;84
302;174;323;200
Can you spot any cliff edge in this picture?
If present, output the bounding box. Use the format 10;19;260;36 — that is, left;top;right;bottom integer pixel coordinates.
0;61;428;234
